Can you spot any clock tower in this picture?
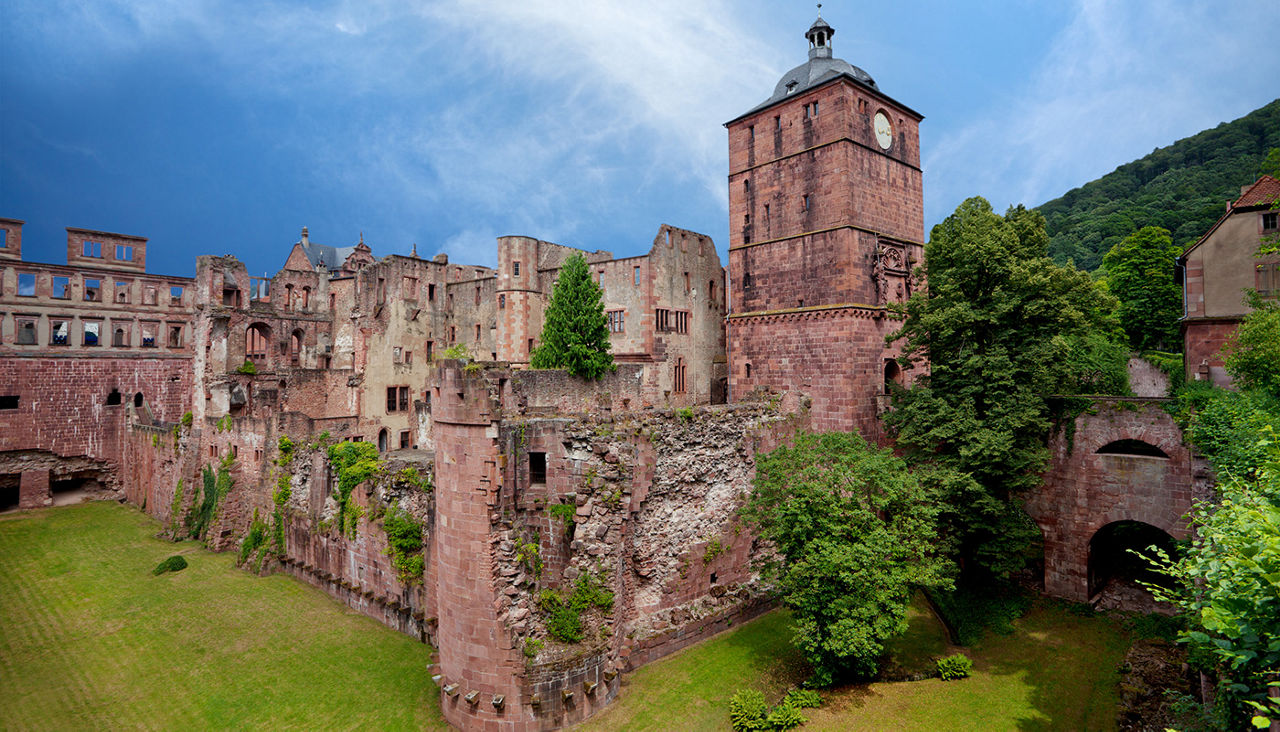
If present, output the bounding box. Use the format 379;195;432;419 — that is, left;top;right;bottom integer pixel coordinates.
725;12;924;438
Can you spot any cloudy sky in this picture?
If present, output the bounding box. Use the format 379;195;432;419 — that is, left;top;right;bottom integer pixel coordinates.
2;1;1277;278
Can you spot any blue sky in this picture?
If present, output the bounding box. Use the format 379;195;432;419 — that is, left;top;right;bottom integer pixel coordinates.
2;1;1277;279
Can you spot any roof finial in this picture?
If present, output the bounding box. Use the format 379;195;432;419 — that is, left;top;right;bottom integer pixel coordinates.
817;3;822;17
359;231;364;245
411;242;418;258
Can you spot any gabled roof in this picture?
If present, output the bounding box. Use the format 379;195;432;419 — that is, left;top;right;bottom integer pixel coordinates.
298;240;358;272
1179;174;1279;261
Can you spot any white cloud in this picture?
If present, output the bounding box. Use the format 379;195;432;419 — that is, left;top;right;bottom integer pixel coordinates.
923;0;1280;224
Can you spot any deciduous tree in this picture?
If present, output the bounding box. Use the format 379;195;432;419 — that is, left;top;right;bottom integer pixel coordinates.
1101;226;1183;352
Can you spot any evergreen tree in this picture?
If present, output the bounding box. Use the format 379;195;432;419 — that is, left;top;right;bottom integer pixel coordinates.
530;254;615;380
1101;226;1183;352
887;198;1122;582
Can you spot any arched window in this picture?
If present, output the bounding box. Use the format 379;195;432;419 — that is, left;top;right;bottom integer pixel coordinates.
113;327;128;347
133;392;144;408
284;284;294;311
1096;440;1169;459
301;287;310;310
884;359;902;394
246;323;271;366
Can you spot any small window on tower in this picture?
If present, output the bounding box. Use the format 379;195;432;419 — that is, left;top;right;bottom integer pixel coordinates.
634;266;640;285
498;294;506;309
513;261;521;276
774;115;781;130
802;194;810;212
529;452;547;484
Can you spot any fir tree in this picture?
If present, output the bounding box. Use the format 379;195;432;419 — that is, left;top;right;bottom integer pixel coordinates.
531;254;615;379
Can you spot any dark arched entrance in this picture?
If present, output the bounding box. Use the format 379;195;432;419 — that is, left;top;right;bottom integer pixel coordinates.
1087;520;1176;599
377;429;388;453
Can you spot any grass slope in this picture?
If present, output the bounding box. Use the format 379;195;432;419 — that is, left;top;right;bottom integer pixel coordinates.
0;502;447;731
577;597;1127;731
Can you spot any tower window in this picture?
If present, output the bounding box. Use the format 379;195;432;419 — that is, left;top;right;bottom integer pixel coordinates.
802;195;810;212
498;294;506;309
513;261;521;276
774;115;781;130
529;452;547;484
748;125;754;142
634;266;640;285
744;179;750;193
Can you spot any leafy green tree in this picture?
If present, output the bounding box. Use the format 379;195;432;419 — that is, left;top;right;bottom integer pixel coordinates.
1101;226;1183;351
530;254;615;380
742;432;948;686
1224;294;1280;401
887;198;1122;581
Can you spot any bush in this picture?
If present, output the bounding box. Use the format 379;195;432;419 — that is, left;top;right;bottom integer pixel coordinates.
153;555;188;575
539;591;583;643
382;503;425;585
235;359;257;375
782;689;822;709
728;689;768;731
764;703;805;730
927;585;1030;646
937;653;973;680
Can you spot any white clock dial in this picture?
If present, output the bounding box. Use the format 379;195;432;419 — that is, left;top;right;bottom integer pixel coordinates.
873;111;893;150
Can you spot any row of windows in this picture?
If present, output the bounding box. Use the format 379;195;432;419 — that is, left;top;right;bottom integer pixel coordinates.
654;308;690;334
2;315;185;348
745;99;886;142
5;272;183;304
79;240;135;262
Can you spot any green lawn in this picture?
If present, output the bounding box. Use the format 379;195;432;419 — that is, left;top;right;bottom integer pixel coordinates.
577;595;1128;731
0;502;448;731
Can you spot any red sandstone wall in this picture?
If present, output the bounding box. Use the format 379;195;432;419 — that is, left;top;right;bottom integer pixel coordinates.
1182;318;1239;388
1028;399;1210;602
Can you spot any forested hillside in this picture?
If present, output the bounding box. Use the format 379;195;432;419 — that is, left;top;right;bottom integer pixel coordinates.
1037;99;1280;270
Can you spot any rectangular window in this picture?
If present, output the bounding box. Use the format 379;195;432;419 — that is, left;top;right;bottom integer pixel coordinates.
84;279;101;302
1264;212;1279;232
52;276;70;299
386;387;398;413
50;319;69;346
403;276;417;299
0;395;18;410
513;261;521;276
116;244;133;261
115;281;131;303
674;310;689;334
168;325;183;348
674;359;687;394
16;318;36;345
447;293;454;309
802;194;810;212
399;386;409;412
425;340;433;360
774;115;780;130
684;272;690;292
376;278;386;305
82;240;102;258
428;283;436;301
655;308;670;332
83;321;101;347
634;266;640;285
393;346;403;363
1258;262;1280;298
404;350;412;365
224;288;240;307
170;286;184;305
0;229;7;248
399;430;411;449
607;310;625;333
475;285;481;305
528;338;534;355
475;323;481;341
529;452;546;484
18;273;35;297
140;322;157;348
709;280;716;303
748;125;754;143
143;286;158;305
498;294;506;309
112;324;129;347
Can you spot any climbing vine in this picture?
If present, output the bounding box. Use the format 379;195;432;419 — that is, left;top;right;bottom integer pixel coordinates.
185;455;235;541
327;441;382;537
382;502;425;585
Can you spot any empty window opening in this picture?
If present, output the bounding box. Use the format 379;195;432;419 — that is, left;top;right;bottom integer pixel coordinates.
499;294;506;309
0;229;6;248
529;452;547;484
802;194;810;212
168;325;183;348
83;322;101;347
116;244;133;261
133;392;144;408
655;308;671;332
143;286;157;305
328;292;336;311
376;278;386;305
475;285;481;305
884;359;903;394
673;311;689;334
428;283;436;301
745;363;752;378
16;318;36;345
743;179;750;193
425;340;434;361
116;281;131;303
17;273;35;297
113;327;128;347
1096;439;1169;459
0;395;19;410
82;240;102;258
673;357;687;394
140;323;157;348
475;323;481;341
105;389;122;406
748;125;754;143
300;286;310;309
52;276;69;299
528;338;534;356
634;266;640;285
170;286;184;305
709;280;716;304
246;324;271;365
290;329;303;366
50;320;69;346
710;572;718;585
284;284;294;310
223;288;240;307
449;325;456;344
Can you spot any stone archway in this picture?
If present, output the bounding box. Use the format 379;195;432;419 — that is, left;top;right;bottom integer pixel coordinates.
1087;520;1176;600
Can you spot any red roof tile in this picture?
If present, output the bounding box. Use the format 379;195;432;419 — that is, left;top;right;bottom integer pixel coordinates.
1235;174;1280;208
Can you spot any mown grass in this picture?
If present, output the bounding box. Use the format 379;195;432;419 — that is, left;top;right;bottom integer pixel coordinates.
576;595;1128;731
0;502;447;731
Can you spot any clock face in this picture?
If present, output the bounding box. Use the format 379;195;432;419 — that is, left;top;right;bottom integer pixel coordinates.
873;111;893;150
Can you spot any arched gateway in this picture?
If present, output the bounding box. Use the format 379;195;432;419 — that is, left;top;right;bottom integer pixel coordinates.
1026;398;1211;602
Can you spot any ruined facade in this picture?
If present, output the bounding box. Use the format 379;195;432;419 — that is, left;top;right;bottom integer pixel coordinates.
724;17;925;439
1179;174;1280;386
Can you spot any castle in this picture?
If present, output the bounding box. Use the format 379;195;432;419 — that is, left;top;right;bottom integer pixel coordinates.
0;14;1230;731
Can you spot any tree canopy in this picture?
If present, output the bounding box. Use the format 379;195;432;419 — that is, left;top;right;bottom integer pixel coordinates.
1036;99;1280;270
1100;226;1183;352
886;198;1125;581
742;431;948;686
530;253;615;380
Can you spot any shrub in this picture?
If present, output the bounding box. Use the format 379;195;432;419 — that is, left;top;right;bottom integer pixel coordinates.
937;653;973;680
728;689;768;731
382;503;425;585
441;343;473;361
153;555;188;575
235;359;257;375
547;502;576;527
238;510;268;565
782;688;822;709
180;411;194;428
764;702;805;730
539;591;583;643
